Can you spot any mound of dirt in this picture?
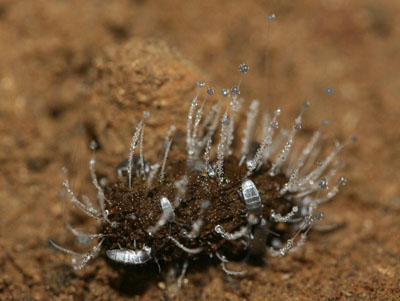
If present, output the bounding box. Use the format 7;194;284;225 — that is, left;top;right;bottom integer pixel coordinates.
0;1;399;300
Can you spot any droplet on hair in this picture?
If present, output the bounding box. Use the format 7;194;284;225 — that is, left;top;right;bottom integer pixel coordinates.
270;121;279;129
315;212;324;220
267;13;276;21
197;81;205;88
317;161;323;167
89;140;98;151
231;86;240;95
238;63;249;74
338;176;347;186
61;167;68;174
325;88;333;95
221;89;229;97
207;87;215;95
294;124;302;131
143;111;150;118
319;178;328;189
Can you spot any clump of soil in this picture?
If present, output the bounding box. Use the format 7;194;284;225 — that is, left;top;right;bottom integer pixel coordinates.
1;1;400;300
102;156;292;262
87;39;202;176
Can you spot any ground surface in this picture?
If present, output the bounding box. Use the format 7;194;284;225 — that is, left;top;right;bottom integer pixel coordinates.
0;0;400;300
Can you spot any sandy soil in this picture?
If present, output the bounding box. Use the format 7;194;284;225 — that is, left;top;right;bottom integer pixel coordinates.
0;0;399;300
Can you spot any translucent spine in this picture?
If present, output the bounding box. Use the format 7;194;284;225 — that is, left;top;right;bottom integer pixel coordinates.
270;206;299;223
269;104;307;176
159;137;173;183
295;163;339;199
146;163;160;189
203;136;213;174
81;195;98;215
216;109;230;183
225;95;241;156
198;103;221;152
297;143;344;189
66;223;104;247
168;235;203;254
217;252;246;276
247;108;281;174
280;160;304;195
260;112;271;142
285;128;321;179
61;167;102;222
158;124;175;183
177;260;189;288
297;130;321;168
187;83;203;159
185;219;204;239
269;213;322;257
239;100;259;165
173;176;188;207
49;238;104;270
128;112;148;188
147;197;175;235
139;123;146;179
89;147;110;223
215;225;249;240
190;97;207;159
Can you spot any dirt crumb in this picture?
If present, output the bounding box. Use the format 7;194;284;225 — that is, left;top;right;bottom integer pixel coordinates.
0;1;399;300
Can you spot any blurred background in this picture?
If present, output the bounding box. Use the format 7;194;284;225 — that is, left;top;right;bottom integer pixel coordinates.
0;0;399;299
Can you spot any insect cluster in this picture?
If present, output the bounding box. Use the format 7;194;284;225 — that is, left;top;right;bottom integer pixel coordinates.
50;61;353;284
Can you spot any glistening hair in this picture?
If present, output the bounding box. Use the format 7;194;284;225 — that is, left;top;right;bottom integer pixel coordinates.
50;61;355;286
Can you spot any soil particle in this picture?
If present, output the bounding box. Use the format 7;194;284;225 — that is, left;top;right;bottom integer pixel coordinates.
1;1;400;300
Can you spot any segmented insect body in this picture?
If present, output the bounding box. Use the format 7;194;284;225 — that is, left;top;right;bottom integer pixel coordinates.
160;197;175;223
50;61;352;280
106;246;152;264
242;178;263;225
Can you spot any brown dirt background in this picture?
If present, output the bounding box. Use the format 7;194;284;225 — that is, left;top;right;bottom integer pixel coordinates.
0;0;399;300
